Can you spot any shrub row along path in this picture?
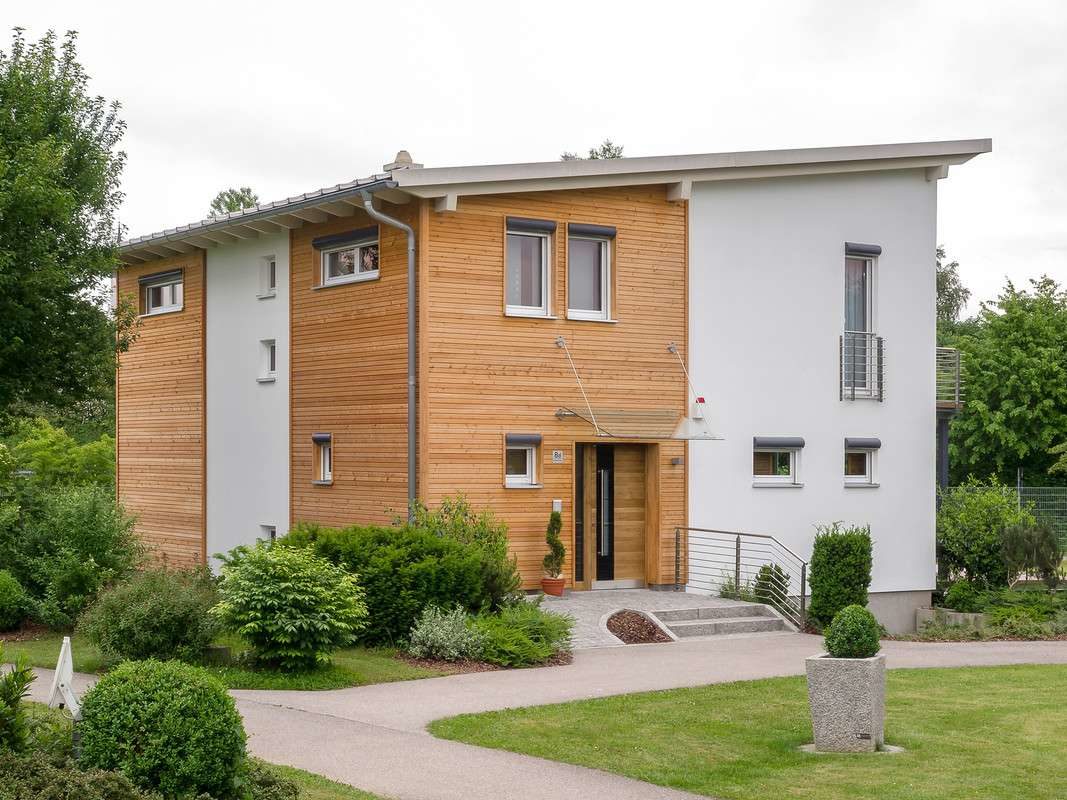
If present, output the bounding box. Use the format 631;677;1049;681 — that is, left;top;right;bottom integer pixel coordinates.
27;634;1067;800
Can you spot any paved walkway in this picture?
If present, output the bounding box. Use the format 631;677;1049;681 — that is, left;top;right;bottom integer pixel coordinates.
26;635;1067;800
540;589;765;648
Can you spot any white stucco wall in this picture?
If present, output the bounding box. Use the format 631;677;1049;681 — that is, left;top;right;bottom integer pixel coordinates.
687;170;938;596
206;233;289;563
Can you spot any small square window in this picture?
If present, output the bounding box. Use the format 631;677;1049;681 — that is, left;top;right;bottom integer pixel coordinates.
260;524;277;543
506;230;550;317
845;449;875;485
142;274;183;315
753;449;799;485
321;239;379;286
505;446;536;487
567;236;610;320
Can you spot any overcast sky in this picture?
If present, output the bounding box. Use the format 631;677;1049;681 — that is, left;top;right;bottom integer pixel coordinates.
11;0;1067;312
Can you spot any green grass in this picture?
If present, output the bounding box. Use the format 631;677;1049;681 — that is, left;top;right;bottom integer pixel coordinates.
1;630;443;690
431;665;1067;800
262;763;385;799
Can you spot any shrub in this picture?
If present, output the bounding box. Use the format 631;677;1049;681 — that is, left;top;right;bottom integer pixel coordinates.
407;605;486;661
409;495;522;608
16;484;141;628
942;579;984;613
985;587;1065;620
991;612;1049;640
718;571;756;602
824;604;881;658
240;760;300;800
285;523;490;644
79;568;220;662
0;751;151;800
937;478;1034;587
472;602;573;667
79;660;246;797
807;523;873;626
0;569;27;630
542;511;565;578
753;563;790;611
0;645;34;753
212;543;368;670
1001;521;1063;590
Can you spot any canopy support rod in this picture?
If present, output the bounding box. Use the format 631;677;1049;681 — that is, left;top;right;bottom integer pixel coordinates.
556;336;601;435
667;341;701;406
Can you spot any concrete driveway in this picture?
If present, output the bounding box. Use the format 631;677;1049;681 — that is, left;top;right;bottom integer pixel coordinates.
27;635;1067;800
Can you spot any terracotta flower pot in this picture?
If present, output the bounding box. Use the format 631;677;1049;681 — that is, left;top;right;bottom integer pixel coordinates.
541;576;565;597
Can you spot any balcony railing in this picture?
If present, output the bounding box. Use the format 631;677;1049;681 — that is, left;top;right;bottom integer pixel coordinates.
840;331;884;401
936;347;963;409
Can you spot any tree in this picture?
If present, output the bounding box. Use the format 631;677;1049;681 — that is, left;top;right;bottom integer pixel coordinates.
0;30;131;420
949;277;1067;485
209;186;259;216
936;245;971;324
560;139;624;161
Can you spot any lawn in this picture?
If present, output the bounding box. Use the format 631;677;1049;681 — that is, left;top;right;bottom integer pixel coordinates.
1;630;443;690
431;665;1067;800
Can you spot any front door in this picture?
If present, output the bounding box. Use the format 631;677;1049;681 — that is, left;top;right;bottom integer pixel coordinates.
576;443;646;588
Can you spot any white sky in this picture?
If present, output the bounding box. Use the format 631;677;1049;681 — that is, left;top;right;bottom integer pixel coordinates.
11;0;1067;312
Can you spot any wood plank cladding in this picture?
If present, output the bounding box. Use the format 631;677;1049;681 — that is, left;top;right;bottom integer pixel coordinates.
116;252;206;566
422;187;688;588
289;203;418;526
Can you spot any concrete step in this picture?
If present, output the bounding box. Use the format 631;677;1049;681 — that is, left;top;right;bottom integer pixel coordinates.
660;615;788;637
653;604;771;622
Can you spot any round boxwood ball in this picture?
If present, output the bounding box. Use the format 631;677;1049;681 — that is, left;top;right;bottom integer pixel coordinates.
824;604;881;659
78;660;246;797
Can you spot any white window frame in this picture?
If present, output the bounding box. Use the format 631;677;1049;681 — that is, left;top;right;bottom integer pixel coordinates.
752;448;801;486
317;442;333;483
505;229;551;318
258;339;277;382
260;524;277;543
505;445;537;487
142;274;183;316
844;256;875;334
844;448;877;486
321;238;380;287
259;256;277;298
567;235;611;321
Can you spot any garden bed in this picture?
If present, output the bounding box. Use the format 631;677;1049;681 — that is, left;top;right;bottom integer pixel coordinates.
607;610;672;644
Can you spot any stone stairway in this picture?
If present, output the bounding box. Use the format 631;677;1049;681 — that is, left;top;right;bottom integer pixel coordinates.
652;603;790;638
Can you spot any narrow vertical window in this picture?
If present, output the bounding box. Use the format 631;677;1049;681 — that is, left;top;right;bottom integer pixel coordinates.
843;253;876;395
258;339;277;382
260;256;277;297
320;443;333;482
312;433;333;484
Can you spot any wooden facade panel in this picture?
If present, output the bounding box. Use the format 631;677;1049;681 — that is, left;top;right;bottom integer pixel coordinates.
289;203;417;527
424;187;688;587
116;251;206;566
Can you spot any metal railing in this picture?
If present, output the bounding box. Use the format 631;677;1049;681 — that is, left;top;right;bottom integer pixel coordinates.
936;347;964;408
840;331;884;401
675;527;808;629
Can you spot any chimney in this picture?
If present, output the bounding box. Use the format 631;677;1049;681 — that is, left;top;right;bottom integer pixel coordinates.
384;150;422;171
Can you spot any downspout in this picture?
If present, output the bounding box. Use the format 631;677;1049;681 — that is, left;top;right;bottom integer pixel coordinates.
360;188;417;518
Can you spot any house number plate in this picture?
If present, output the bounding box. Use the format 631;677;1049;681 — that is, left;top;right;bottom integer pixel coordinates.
551;449;565;464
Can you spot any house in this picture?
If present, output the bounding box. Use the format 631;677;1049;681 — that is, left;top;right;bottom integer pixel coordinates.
116;139;989;632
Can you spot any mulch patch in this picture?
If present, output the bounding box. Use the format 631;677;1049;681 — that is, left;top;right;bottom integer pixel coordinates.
0;622;54;643
607;609;673;644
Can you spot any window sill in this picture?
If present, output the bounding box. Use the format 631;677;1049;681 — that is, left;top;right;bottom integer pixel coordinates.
138;307;183;319
256;376;276;384
752;481;804;489
257;291;277;300
505;483;544;490
313;272;380;290
311;479;333;487
566;314;618;323
504;310;558;320
844;482;880;489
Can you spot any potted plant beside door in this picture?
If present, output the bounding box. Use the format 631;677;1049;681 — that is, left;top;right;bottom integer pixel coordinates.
806;604;885;752
541;511;566;597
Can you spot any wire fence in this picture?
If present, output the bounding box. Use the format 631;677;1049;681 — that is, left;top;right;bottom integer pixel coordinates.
946;485;1067;547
